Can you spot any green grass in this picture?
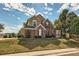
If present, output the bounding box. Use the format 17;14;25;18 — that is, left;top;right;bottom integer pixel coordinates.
0;39;30;55
0;38;79;55
18;38;79;50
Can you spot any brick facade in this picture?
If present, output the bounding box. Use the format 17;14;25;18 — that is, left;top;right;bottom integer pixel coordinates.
19;14;55;38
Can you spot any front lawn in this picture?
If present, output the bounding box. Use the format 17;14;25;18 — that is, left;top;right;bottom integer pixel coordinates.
0;38;79;55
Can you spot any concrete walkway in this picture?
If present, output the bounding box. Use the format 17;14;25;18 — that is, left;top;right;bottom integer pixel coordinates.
1;48;79;56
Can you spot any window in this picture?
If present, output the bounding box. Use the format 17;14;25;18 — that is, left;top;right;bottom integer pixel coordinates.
39;29;42;36
32;20;37;27
45;22;49;28
46;22;49;26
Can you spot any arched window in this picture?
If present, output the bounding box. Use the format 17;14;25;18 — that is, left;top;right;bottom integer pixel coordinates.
39;29;42;36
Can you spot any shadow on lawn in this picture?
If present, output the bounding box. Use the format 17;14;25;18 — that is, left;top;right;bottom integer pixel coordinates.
18;38;61;50
63;40;79;48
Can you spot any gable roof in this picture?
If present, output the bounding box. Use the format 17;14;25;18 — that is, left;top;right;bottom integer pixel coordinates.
35;24;46;30
27;14;46;22
24;24;46;30
43;19;54;29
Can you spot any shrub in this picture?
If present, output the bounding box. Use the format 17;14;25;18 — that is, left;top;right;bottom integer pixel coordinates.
45;35;53;38
18;38;61;49
3;35;7;38
35;36;42;38
63;40;79;48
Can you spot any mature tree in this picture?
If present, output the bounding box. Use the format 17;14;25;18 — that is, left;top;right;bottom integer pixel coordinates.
11;33;16;37
59;9;69;22
54;19;61;30
54;9;79;38
66;12;77;33
0;24;4;32
59;9;69;37
69;17;79;35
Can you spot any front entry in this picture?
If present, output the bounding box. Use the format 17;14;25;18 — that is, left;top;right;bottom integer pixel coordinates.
39;29;42;36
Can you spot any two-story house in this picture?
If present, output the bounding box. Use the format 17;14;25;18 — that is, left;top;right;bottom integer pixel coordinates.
19;14;55;38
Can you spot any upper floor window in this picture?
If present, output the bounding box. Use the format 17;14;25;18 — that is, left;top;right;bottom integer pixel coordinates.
46;22;49;26
32;20;37;27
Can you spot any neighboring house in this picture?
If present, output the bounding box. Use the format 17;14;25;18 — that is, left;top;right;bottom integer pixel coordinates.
55;30;61;38
0;32;4;38
19;14;55;38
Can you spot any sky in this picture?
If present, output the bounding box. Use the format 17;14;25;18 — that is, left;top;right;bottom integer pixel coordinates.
0;3;79;33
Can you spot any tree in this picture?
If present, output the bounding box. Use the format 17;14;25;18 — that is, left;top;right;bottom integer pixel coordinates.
0;24;4;32
54;19;61;30
59;9;69;38
59;9;69;22
54;9;79;38
69;17;79;35
11;33;16;37
66;12;77;34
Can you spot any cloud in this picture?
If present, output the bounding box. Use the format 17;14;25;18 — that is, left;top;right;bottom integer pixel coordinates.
45;7;53;11
44;3;54;7
49;12;52;15
3;3;36;16
0;20;23;33
12;14;15;17
57;3;70;13
8;14;11;16
57;3;79;13
50;3;54;5
78;14;79;16
17;17;21;20
43;3;53;15
3;8;10;11
3;3;11;8
44;3;48;7
70;3;79;11
44;3;53;11
0;21;7;26
26;8;36;15
3;24;23;33
43;11;48;14
2;26;13;33
25;13;30;16
8;14;15;17
43;11;52;15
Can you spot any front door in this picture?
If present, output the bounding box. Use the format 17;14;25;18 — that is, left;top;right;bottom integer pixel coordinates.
39;29;42;36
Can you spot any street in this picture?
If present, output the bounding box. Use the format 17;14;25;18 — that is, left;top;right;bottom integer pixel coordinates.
45;49;79;56
1;48;79;56
61;52;79;56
